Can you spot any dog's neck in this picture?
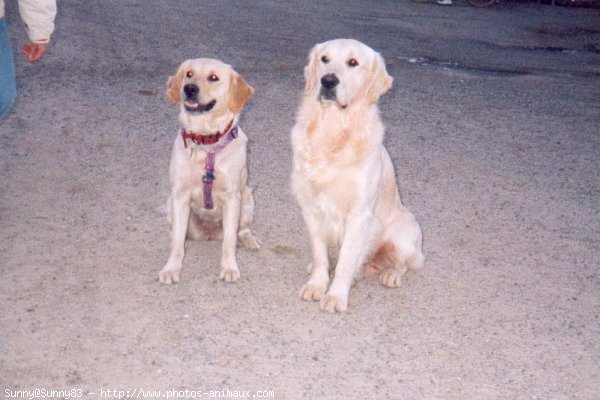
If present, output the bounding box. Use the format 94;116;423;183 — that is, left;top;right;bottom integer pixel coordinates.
301;97;381;133
179;109;237;135
296;97;385;162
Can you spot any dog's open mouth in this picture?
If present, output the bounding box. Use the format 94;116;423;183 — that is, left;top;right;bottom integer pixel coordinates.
319;91;347;109
184;99;216;113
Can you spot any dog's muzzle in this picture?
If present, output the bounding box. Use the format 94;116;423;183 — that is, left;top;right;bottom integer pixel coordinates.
319;73;341;105
183;83;216;113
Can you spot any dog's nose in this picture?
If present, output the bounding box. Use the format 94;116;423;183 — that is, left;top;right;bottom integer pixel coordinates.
183;84;199;99
320;74;339;90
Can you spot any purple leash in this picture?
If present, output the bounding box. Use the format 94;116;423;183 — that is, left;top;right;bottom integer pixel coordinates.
201;126;238;210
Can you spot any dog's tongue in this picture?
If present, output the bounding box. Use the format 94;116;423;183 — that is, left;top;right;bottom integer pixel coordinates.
185;101;199;109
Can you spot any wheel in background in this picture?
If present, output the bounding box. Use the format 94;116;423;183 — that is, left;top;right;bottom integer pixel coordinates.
468;0;497;7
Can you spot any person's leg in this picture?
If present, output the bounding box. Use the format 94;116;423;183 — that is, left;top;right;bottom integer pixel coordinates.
0;18;16;120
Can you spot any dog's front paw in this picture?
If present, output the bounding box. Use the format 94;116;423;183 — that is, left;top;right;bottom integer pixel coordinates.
380;267;405;288
306;262;313;274
159;263;182;285
240;233;261;250
299;281;327;301
320;291;348;313
219;262;240;283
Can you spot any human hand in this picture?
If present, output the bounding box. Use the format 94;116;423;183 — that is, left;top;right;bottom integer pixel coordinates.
22;42;49;62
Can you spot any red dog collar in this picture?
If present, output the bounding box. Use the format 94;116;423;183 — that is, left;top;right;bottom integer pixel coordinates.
181;119;234;148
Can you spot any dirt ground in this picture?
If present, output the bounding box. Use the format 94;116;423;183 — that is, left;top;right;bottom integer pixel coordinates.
1;1;599;399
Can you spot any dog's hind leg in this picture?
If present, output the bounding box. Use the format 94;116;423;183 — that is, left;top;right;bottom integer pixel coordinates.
237;185;261;250
379;211;424;288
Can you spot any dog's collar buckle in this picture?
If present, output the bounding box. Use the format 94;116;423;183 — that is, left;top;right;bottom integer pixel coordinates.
203;153;217;209
202;170;215;184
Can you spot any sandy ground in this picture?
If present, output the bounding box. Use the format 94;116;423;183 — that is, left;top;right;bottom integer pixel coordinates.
1;1;599;399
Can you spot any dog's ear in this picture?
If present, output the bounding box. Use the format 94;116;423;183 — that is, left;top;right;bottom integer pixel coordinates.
303;43;321;95
228;71;254;114
366;52;393;103
166;67;185;105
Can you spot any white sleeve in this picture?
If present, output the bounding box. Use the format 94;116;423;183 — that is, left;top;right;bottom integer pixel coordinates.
18;0;57;43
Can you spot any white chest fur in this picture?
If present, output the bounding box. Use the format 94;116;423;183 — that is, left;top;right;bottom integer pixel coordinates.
169;128;249;213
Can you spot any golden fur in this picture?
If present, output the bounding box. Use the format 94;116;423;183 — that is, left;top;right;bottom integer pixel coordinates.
159;58;260;284
291;39;424;312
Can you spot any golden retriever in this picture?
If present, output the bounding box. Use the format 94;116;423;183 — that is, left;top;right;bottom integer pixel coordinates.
159;58;260;284
291;39;424;312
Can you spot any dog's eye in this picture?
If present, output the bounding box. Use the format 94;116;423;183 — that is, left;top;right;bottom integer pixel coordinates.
348;58;359;67
208;74;219;82
320;55;330;64
186;71;193;78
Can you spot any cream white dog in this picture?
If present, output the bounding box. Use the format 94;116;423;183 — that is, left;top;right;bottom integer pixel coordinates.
159;58;260;284
291;39;424;312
